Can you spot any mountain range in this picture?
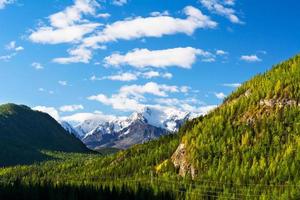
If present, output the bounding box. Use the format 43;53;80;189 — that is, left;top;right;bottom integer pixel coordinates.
61;107;195;149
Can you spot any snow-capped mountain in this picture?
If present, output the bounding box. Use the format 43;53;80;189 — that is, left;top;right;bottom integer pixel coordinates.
61;107;195;149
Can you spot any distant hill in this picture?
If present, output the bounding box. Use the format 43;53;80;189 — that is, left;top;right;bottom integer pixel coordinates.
0;104;90;166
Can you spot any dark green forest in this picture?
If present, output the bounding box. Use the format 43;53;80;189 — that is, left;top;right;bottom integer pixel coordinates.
1;54;300;199
0;104;90;167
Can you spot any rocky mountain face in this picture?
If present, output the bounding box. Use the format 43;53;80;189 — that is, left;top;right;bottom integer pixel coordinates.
62;107;193;149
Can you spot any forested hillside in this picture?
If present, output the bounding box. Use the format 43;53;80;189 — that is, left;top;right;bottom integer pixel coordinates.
0;104;90;166
1;54;300;199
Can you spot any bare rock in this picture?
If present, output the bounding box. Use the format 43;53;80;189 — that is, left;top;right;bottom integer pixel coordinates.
171;143;196;178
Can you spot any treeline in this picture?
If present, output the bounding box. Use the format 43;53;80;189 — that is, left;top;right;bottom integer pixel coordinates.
0;179;175;200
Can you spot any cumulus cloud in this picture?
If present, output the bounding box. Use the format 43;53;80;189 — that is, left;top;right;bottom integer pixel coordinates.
0;53;16;61
29;4;216;64
154;97;216;115
29;24;100;45
112;0;127;6
59;104;84;112
32;62;44;70
119;82;179;97
33;106;60;121
216;49;228;55
58;80;68;86
87;82;187;112
142;71;173;79
222;83;241;88
0;41;24;62
53;46;93;64
100;72;138;81
104;47;213;69
97;13;111;18
150;10;170;17
83;6;217;48
91;71;173;82
240;54;262;62
199;0;242;24
29;0;101;44
61;112;118;123
0;0;14;9
5;41;24;51
215;92;226;99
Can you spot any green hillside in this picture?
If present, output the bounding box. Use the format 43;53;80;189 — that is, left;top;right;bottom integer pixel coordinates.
182;54;300;181
1;54;300;199
0;104;90;166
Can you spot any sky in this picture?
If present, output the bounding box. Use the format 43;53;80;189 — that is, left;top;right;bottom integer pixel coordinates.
0;0;300;123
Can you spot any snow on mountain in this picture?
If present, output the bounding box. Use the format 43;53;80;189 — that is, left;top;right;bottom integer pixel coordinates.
61;106;198;149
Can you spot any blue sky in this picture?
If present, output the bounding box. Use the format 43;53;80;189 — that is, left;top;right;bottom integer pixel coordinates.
0;0;300;122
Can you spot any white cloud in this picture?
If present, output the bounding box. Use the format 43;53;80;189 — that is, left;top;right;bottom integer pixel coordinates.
29;0;101;44
0;53;16;61
222;83;241;88
61;112;118;123
224;0;235;6
88;82;186;112
83;6;217;47
38;88;55;94
29;5;216;64
119;82;179;97
49;0;99;28
15;46;24;51
215;92;226;99
0;0;14;9
97;13;111;18
150;10;170;17
88;93;144;112
101;72;138;81
0;41;24;61
112;0;127;6
53;46;92;64
91;71;173;82
58;80;68;86
32;62;44;70
136;71;173;80
240;54;262;62
29;24;100;44
59;104;84;112
199;0;242;24
33;106;60;121
6;41;23;52
216;49;228;55
154;97;217;115
5;41;15;50
201;57;215;63
104;47;213;69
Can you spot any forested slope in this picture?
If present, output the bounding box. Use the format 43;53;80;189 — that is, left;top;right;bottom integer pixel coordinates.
0;104;90;166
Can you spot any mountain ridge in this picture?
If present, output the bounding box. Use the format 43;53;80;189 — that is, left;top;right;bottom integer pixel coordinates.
62;106;195;149
0;103;90;167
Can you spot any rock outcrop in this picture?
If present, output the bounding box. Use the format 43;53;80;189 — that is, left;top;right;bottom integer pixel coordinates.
171;143;197;178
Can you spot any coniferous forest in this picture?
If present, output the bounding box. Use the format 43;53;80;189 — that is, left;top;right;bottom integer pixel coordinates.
0;54;300;199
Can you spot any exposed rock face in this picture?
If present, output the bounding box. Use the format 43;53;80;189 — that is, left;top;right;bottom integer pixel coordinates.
171;143;197;178
259;98;298;108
